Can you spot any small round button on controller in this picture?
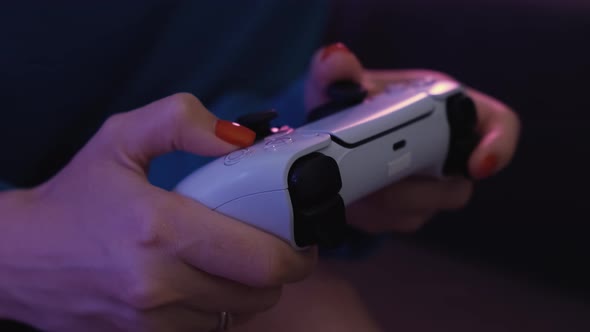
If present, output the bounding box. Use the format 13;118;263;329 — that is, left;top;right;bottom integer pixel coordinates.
224;148;252;166
264;135;293;151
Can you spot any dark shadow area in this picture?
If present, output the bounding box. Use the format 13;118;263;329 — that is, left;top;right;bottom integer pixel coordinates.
325;0;590;300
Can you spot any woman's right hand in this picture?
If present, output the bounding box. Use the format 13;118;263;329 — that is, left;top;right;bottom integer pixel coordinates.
0;93;317;332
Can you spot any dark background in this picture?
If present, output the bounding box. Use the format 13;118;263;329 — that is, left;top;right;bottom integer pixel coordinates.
325;0;590;300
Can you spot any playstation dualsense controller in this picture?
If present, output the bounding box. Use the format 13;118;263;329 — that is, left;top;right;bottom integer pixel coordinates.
174;77;479;249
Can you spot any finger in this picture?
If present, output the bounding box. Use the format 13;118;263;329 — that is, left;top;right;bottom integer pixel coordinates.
304;42;364;112
363;68;455;94
466;88;521;179
347;201;436;234
375;176;473;212
123;305;249;332
346;177;461;233
347;177;471;233
145;306;218;332
150;193;318;288
384;210;437;233
145;257;282;314
365;69;521;179
180;271;282;314
95;92;256;170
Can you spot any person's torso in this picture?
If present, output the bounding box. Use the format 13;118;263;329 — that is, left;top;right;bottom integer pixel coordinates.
0;0;327;188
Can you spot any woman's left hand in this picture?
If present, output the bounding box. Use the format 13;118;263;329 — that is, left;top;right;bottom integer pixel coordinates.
304;43;520;233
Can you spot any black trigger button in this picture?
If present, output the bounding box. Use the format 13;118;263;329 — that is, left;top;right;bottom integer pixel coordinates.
443;93;481;177
306;80;368;123
446;94;477;134
294;195;347;248
444;136;479;177
288;152;342;207
235;109;278;140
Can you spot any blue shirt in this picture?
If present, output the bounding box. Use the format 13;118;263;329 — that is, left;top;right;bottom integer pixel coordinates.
0;1;328;189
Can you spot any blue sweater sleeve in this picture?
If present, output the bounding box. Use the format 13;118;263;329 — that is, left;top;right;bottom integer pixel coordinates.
0;181;14;191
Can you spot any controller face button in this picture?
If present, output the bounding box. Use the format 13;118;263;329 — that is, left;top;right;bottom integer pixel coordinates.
223;148;251;166
288;152;342;207
263;136;293;151
265;127;294;140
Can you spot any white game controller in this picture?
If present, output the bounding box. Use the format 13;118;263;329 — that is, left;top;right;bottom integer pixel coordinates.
174;77;480;249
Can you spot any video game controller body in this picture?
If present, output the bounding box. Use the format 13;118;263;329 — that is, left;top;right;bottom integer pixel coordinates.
174;78;479;249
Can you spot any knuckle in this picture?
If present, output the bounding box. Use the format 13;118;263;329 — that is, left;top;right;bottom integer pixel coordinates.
122;277;166;310
422;69;455;81
128;198;172;247
259;250;290;287
445;181;473;210
256;245;313;287
256;286;283;312
171;91;201;105
164;93;203;146
405;69;455;82
96;112;127;143
167;92;202;120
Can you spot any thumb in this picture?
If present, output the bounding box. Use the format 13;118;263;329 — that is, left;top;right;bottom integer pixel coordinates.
97;92;256;169
304;43;365;113
466;89;521;180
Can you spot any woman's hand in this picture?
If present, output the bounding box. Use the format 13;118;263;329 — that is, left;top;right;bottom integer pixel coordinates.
304;43;520;233
0;93;317;332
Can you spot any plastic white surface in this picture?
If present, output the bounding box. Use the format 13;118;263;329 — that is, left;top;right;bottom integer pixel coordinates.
300;90;435;145
215;189;296;247
318;103;450;205
174;131;331;209
174;78;464;247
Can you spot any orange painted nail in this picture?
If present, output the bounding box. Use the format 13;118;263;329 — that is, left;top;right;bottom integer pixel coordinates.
474;154;498;179
320;42;350;61
215;120;256;148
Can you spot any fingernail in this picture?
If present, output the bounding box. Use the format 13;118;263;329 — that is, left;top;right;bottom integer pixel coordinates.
215;120;256;148
474;154;498;179
320;42;350;61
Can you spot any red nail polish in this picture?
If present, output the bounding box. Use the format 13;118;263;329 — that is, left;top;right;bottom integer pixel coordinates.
215;120;256;148
475;154;498;179
320;42;350;61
